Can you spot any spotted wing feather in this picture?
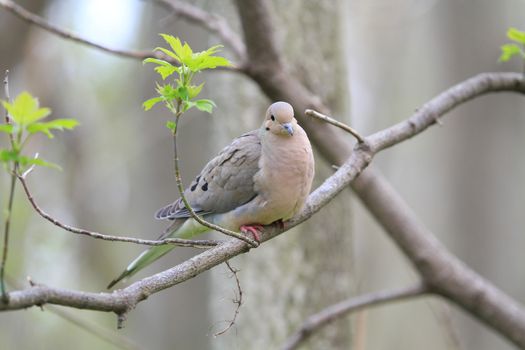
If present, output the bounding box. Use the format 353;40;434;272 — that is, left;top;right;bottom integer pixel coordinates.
155;131;261;220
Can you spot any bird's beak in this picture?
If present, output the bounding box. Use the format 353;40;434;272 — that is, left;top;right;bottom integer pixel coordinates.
282;122;294;136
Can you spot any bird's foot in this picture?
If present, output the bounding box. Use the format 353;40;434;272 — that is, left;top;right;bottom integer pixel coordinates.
273;219;285;230
240;224;264;242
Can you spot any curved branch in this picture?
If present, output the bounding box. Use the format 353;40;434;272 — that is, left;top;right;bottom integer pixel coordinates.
17;175;220;248
283;283;428;350
0;0;152;60
0;0;240;72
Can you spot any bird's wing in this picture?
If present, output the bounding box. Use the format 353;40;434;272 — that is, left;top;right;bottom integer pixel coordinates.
155;130;261;220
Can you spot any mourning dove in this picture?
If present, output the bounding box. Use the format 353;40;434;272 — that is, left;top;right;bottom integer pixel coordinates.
107;101;314;289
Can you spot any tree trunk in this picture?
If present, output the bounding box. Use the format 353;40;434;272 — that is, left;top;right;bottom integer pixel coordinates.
208;1;354;349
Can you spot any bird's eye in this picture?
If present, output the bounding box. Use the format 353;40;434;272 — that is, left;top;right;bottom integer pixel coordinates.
270;114;275;121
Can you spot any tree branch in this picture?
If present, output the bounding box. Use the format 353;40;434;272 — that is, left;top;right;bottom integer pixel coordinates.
152;0;246;61
282;283;428;350
0;0;240;72
17;174;220;248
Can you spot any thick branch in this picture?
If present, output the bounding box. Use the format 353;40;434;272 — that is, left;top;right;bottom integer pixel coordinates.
283;283;428;350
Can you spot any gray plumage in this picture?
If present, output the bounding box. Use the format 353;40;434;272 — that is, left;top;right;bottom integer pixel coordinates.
107;101;314;289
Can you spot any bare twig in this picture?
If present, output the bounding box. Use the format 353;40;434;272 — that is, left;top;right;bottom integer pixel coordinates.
305;109;365;143
282;283;428;350
213;261;243;337
152;0;246;61
171;111;259;247
17;175;220;248
0;0;153;60
0;69;13;302
0;0;240;72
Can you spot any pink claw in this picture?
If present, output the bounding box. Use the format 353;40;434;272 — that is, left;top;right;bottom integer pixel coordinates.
240;224;264;242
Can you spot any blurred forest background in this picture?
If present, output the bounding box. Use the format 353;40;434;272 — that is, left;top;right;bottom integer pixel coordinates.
0;0;524;349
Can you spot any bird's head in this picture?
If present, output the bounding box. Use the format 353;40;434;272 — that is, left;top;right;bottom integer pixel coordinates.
263;101;296;137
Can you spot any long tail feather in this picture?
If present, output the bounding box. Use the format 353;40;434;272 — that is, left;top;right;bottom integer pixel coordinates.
107;244;175;289
107;218;208;289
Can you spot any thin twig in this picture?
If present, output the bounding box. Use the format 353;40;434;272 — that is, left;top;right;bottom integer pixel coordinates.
171;112;259;247
213;261;243;337
0;0;240;72
305;109;365;143
152;0;246;61
282;283;428;350
17;175;219;248
0;0;152;60
0;70;13;303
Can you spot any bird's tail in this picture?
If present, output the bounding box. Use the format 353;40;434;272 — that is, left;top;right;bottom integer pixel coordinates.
107;218;205;289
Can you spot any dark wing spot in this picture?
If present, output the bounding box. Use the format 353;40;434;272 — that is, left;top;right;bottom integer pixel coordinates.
190;175;201;191
201;182;208;191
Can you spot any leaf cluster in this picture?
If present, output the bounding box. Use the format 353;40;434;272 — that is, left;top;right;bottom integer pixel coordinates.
499;27;525;62
142;34;231;129
0;92;78;171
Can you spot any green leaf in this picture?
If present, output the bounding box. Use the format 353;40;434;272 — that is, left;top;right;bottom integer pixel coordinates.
499;43;522;62
190;54;231;71
156;65;178;80
27;123;53;138
166;120;177;132
1;92;51;126
187;83;204;99
143;97;163;111
143;57;171;66
177;86;189;101
0;149;19;163
154;47;181;63
507;27;525;44
27;119;79;138
27;157;61;170
156;83;179;101
160;34;194;62
44;118;79;130
194;99;216;113
0;124;13;134
143;57;179;79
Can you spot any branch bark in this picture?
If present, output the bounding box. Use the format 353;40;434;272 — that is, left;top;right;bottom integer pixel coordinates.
283;283;428;350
